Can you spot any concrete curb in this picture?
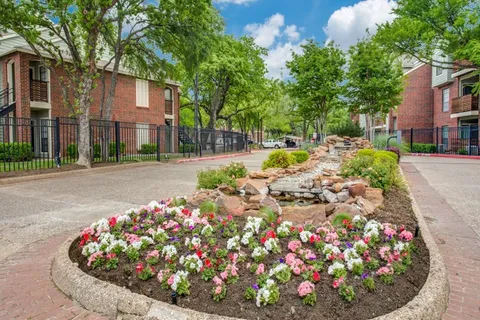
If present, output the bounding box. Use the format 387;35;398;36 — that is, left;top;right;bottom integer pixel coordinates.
370;167;449;320
0;161;163;186
176;152;253;164
52;171;449;319
405;153;480;160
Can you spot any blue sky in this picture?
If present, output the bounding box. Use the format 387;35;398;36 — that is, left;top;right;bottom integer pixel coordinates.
214;0;397;78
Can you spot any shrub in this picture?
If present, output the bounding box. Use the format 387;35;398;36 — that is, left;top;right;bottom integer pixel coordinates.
197;169;236;190
300;143;317;153
109;142;126;156
410;143;436;153
357;149;375;157
291;150;309;163
220;162;248;179
67;144;79;159
262;149;296;170
375;150;398;164
373;134;409;153
179;144;195;153
68;142;126;159
329;120;364;137
139;144;157;154
0;142;34;161
458;148;468;155
385;146;401;163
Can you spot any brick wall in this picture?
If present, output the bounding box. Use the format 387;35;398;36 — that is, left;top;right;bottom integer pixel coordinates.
433;81;458;128
2;51;179;126
396;64;434;130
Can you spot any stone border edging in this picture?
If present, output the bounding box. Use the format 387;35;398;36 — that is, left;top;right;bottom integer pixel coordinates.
52;168;449;319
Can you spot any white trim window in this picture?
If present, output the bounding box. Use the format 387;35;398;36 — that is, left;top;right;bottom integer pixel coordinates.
136;79;149;107
442;88;449;112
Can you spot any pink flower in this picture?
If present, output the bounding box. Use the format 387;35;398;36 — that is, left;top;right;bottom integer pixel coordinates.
87;252;103;267
384;226;397;237
213;276;223;286
332;276;345;288
220;271;228;280
341;229;347;235
106;253;116;260
214;286;223;295
293;267;301;275
256;263;265;275
146;250;159;259
288;240;302;252
333;240;341;247
285;253;296;266
399;230;413;241
297;281;314;297
325;232;338;243
379;246;391;260
167;275;175;286
376;267;393;276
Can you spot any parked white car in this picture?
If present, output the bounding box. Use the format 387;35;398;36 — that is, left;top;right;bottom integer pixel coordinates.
262;139;286;149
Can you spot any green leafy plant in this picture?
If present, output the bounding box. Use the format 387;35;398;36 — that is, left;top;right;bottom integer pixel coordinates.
0;142;34;161
332;213;351;227
220;162;248;179
410;143;436;154
244;286;257;300
300;143;317;152
139;143;157;154
362;277;376;292
290;150;309;163
126;247;140;262
212;284;227;301
458;148;468;155
260;207;277;224
338;284;355;302
197;169;236;190
261;149;296;170
357;149;375;157
329;120;365;137
200;201;218;214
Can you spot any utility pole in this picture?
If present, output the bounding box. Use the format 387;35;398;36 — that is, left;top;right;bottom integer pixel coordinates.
194;72;199;156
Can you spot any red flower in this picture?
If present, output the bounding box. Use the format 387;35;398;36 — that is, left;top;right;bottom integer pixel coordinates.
227;215;233;221
221;220;227;226
108;216;117;227
342;219;349;226
196;250;203;258
209;213;215;220
309;235;316;244
313;271;321;282
298;227;304;233
290;226;296;232
136;263;144;273
328;255;335;261
276;217;282;224
266;230;276;239
205;259;212;268
400;225;405;232
261;237;267;244
364;237;370;244
82;233;90;242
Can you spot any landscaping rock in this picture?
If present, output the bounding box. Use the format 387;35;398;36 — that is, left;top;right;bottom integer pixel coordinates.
357;197;376;215
270;190;282;197
299;178;314;189
244;209;260;217
260;196;282;215
245;202;260;211
345;197;358;205
325;203;336;216
334;183;344;193
348;183;366;197
245;179;268;195
281;204;326;225
365;187;384;207
236;178;248;190
337;190;350;203
216;196;245;216
248;171;271;179
249;194;266;203
332;203;362;218
323;189;338;203
217;183;236;195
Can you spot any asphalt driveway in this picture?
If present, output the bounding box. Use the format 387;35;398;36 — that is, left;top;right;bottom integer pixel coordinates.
0;151;269;261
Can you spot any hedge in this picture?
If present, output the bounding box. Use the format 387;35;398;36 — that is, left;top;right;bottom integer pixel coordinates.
67;142;126;159
290;150;309;163
139;143;157;154
0;142;34;161
410;143;436;153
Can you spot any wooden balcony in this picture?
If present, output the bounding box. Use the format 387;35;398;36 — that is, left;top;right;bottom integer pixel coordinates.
165;100;173;115
452;94;479;114
30;79;49;103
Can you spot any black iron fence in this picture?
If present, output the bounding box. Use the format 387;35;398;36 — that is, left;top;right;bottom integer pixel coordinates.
0;117;249;172
402;126;479;155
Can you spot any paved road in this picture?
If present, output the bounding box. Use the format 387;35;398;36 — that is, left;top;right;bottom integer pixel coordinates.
0;151;270;261
402;156;480;237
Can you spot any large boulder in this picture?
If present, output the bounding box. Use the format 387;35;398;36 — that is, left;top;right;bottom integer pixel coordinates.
245;179;269;195
356;197;376;216
325;203;336;216
188;190;223;207
216;196;245;216
260;196;282;215
281;205;326;225
248;171;270;179
236;178;248;190
249;194;266;203
331;203;362;219
365;187;384;207
336;190;350;203
217;183;236;195
348;183;366;197
322;189;338;203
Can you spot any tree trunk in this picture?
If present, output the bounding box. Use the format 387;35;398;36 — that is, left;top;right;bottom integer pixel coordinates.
77;113;91;167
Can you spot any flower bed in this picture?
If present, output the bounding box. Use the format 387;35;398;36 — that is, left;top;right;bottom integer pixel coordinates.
70;190;429;320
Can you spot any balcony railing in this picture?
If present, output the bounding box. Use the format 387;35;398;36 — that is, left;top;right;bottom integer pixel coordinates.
30;79;49;103
165;100;173;115
452;94;479;114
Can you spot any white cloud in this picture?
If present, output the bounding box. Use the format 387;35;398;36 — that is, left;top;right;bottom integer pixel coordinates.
264;41;306;79
244;13;285;48
324;0;397;50
214;0;257;5
284;25;300;42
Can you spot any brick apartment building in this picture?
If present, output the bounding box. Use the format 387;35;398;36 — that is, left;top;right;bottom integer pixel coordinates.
0;30;181;156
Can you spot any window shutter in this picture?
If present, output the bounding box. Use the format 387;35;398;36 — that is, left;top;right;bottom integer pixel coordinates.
136;79;149;107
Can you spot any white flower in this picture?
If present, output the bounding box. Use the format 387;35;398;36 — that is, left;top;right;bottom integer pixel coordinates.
264;238;279;252
328;262;345;275
191;237;201;247
227;236;240;251
171;270;189;291
323;243;341;260
268;263;288;277
124;208;139;215
244;217;263;234
256;279;276;307
99;232;115;246
162;245;177;258
364;220;383;238
191;208;200;218
343;248;359;262
201;225;214;235
116;214;131;223
241;232;253;245
276;221;292;236
352;215;366;223
131;241;142;250
91;218;110;234
180;254;203;273
148;201;160;209
252;247;268;258
394;241;406;253
183;218;195;228
140;236;154;245
106;239;128;253
82;242;100;256
347;258;363;271
299;230;313;243
354;240;368;252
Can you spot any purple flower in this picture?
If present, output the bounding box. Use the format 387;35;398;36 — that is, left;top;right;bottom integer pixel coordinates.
361;273;369;280
309;256;316;260
252;284;259;291
346;242;353;248
133;226;138;231
169;236;180;242
189;225;194;230
279;258;285;263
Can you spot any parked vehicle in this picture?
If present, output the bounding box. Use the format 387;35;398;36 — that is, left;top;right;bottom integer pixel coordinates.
262;139;286;149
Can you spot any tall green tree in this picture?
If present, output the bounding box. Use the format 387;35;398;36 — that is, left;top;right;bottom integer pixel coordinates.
375;0;480;92
0;0;219;167
286;41;346;142
346;38;404;140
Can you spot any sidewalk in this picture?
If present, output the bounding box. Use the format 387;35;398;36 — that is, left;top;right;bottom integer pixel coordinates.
402;162;480;320
0;233;108;320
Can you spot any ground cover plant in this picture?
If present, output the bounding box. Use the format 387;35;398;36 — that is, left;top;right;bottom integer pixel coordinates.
262;149;296;170
71;191;428;320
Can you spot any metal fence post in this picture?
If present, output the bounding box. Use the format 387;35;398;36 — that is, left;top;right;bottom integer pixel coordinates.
223;131;226;154
410;128;413;152
115;121;120;162
435;127;439;153
54;117;61;167
157;125;161;162
245;133;248;153
182;126;186;158
199;128;203;157
469;125;473;155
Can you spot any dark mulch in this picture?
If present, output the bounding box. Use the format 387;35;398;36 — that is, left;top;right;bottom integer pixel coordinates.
70;188;429;320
